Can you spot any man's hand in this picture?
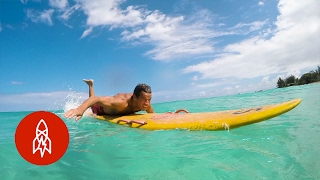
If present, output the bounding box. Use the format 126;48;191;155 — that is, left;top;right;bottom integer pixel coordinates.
146;105;155;113
64;108;83;121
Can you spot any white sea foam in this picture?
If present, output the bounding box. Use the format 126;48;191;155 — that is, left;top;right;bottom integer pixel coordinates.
63;89;90;116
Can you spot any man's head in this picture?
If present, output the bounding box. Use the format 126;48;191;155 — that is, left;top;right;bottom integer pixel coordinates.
133;84;152;110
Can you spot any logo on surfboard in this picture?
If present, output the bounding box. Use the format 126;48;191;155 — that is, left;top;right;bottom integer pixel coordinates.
15;111;69;165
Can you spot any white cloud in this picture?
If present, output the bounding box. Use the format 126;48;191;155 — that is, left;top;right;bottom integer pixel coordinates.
192;75;199;81
122;9;230;61
27;9;55;25
26;1;72;25
78;0;148;28
49;0;68;9
286;69;301;78
11;81;24;85
192;81;236;89
0;91;87;112
80;26;93;39
40;9;55;25
257;76;279;90
5;25;15;30
232;20;267;33
76;1;238;61
21;0;318;85
143;11;218;60
199;76;277;96
24;0;271;61
60;4;81;20
259;1;264;6
20;0;41;4
182;0;319;80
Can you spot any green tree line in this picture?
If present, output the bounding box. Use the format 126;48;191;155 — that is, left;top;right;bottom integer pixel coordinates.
277;66;320;88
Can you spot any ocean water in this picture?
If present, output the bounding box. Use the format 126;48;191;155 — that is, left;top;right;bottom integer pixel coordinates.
1;83;319;179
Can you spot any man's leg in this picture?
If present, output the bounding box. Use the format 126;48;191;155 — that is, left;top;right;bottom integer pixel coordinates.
83;79;94;97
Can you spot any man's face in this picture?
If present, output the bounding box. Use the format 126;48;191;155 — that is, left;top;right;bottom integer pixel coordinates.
135;91;152;110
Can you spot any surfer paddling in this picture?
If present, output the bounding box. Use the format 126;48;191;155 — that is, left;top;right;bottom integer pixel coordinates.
64;79;154;121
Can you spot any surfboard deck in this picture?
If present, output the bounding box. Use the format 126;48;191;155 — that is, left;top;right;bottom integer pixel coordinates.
93;98;302;131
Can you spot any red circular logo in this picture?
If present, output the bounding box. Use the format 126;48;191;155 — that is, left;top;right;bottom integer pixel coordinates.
15;111;69;166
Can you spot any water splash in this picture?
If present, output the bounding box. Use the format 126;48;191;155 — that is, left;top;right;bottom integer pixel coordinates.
63;88;87;113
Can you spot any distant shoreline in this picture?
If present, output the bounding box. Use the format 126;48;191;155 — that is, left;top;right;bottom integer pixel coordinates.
277;66;320;88
310;81;320;84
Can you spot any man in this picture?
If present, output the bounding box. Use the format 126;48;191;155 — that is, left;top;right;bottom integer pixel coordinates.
64;79;154;121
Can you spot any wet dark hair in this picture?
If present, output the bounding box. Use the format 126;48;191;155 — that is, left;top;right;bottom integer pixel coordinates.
133;84;152;97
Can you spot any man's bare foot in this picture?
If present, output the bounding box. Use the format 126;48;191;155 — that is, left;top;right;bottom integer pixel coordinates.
83;79;94;86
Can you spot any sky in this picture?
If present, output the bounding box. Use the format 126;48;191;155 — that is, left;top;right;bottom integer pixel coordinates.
0;0;319;112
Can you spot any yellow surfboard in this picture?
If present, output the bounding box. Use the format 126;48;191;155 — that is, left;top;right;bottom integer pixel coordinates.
93;99;302;131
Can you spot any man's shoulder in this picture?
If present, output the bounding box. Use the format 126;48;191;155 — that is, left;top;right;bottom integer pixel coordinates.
113;93;133;98
113;93;133;100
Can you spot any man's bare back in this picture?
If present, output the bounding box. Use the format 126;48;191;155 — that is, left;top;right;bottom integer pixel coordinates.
64;80;154;121
101;93;137;115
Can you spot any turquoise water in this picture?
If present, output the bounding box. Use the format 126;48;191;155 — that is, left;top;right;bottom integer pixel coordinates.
1;83;319;179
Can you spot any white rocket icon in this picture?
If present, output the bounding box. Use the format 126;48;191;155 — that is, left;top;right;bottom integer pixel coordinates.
33;119;52;158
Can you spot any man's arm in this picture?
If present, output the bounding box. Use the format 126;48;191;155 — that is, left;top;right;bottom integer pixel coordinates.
64;96;112;121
